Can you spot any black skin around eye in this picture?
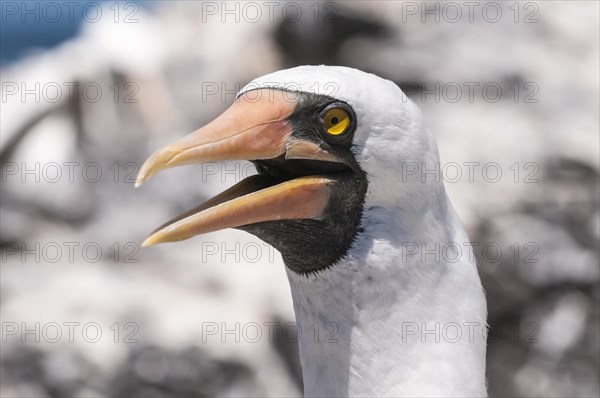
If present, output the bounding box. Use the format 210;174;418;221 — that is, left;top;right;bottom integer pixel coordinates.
289;93;356;147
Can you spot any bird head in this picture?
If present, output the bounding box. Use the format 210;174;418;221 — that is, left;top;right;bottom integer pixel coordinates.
136;66;439;273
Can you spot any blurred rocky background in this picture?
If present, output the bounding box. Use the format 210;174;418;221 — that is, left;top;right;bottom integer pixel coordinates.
1;1;598;397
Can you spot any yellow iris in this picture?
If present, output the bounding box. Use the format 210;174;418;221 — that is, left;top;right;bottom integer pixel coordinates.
323;108;350;136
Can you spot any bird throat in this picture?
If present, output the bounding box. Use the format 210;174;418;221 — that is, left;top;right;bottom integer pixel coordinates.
238;171;367;273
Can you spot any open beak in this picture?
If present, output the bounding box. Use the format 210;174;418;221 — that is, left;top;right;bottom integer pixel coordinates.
136;89;343;247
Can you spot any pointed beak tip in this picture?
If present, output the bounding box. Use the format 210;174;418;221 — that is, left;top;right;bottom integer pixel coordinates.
135;145;181;189
133;164;151;188
141;236;156;248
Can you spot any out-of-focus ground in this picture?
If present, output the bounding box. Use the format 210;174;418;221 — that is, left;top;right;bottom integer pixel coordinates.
1;1;599;397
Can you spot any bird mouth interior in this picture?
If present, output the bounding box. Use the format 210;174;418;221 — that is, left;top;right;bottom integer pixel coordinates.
254;155;351;179
147;157;351;238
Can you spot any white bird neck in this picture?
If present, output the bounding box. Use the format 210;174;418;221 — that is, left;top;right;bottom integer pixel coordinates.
286;202;488;397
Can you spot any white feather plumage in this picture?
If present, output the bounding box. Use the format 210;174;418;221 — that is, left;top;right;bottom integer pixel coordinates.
242;66;488;397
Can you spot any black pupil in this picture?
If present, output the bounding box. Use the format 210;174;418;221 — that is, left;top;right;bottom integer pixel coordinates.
331;117;339;125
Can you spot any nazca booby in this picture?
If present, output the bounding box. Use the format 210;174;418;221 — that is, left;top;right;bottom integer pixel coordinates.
136;66;488;397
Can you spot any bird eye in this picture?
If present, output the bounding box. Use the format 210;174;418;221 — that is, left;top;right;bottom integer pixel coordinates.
322;108;351;136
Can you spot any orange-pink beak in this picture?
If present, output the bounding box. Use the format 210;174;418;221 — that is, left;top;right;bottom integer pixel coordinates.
136;89;342;247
